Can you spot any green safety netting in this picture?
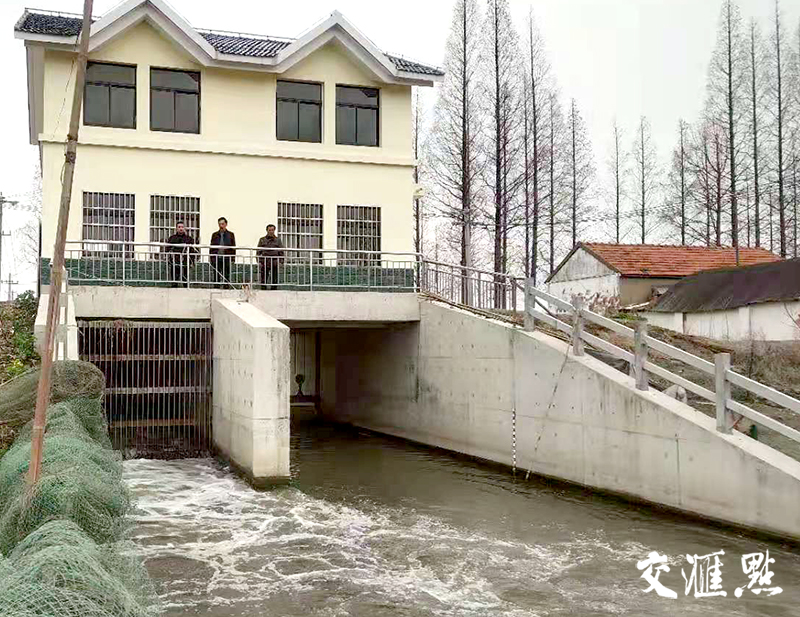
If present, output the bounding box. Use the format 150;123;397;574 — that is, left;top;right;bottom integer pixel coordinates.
0;364;161;617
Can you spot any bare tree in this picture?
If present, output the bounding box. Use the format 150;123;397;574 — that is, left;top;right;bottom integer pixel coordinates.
566;99;594;247
767;0;790;256
706;0;747;261
481;0;523;297
428;0;483;276
631;116;660;243
665;119;690;244
545;91;567;273
746;18;768;247
522;7;550;283
608;121;627;243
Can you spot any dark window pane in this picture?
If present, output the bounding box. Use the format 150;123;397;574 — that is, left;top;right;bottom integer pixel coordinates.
336;86;378;107
356;107;378;146
277;100;298;141
277;81;321;102
110;87;135;128
175;92;199;132
151;69;200;92
336;106;356;145
84;84;109;125
151;89;174;130
298;102;321;143
87;62;135;85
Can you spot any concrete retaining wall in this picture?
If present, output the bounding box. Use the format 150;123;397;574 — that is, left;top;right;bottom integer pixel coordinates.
34;293;79;361
331;300;800;540
211;298;290;485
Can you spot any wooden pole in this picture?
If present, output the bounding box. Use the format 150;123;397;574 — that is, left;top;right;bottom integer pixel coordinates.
27;0;93;487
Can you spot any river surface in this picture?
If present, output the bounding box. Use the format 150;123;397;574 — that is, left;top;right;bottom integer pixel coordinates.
124;419;800;616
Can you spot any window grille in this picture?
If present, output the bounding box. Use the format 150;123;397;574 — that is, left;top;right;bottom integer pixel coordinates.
277;202;323;262
336;205;381;265
82;192;135;256
150;195;201;244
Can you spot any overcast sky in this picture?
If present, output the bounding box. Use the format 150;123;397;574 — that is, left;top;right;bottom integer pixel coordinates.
0;0;797;290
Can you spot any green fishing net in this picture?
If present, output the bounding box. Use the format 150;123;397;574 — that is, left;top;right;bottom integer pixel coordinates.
0;366;161;616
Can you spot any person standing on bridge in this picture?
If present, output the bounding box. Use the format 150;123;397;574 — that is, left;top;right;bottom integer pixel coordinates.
257;224;284;290
164;221;197;288
210;217;236;288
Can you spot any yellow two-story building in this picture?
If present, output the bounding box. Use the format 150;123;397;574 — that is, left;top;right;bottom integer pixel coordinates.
15;0;441;262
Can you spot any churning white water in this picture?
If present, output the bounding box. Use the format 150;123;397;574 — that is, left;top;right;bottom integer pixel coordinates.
123;422;800;616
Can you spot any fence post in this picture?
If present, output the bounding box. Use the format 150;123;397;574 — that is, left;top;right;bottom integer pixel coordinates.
715;353;732;434
633;319;649;391
511;278;517;312
571;296;585;356
309;249;314;291
524;278;535;331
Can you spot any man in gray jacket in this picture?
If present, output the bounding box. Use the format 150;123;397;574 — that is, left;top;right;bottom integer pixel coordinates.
257;224;284;290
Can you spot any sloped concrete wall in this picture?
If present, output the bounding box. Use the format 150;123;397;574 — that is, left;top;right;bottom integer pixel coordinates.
333;300;800;540
211;298;290;485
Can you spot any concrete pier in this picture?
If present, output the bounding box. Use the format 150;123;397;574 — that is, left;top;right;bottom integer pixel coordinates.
211;298;290;485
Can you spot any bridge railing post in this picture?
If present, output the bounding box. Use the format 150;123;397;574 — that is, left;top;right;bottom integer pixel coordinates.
524;278;535;331
715;352;732;433
571;296;585;356
632;319;649;391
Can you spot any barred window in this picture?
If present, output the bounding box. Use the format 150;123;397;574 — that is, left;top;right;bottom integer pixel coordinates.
82;192;135;255
337;205;381;265
150;195;200;244
278;202;323;262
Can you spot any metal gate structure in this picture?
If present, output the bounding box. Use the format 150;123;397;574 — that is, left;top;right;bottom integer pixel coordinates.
78;320;212;459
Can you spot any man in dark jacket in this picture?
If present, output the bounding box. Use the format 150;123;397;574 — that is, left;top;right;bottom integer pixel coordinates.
210;217;236;287
164;222;197;287
257;224;284;290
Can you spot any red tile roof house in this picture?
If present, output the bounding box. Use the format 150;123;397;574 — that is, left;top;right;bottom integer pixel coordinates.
544;243;780;310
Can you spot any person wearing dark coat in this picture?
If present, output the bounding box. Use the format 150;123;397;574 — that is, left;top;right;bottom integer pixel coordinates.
164;221;198;287
257;224;284;290
210;217;236;287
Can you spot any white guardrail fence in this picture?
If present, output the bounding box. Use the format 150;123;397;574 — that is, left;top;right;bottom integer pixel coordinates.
521;279;800;445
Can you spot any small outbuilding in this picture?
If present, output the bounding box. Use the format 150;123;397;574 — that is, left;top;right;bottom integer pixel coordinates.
545;243;779;308
646;258;800;342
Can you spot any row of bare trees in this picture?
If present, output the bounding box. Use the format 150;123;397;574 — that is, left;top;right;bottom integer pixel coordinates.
423;0;595;289
659;0;800;259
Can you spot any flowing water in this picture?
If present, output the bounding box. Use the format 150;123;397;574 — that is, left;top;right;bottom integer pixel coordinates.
125;419;800;616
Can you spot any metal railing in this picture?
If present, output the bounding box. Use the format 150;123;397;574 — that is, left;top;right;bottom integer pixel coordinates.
51;240;520;309
57;240;420;291
523;279;800;446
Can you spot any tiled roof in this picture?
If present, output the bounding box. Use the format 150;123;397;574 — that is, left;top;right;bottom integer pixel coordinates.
198;31;291;58
581;243;780;278
15;11;84;36
385;54;444;76
652;258;800;313
15;10;444;76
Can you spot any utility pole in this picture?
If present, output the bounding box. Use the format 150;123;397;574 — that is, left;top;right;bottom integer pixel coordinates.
28;0;93;488
0;194;18;286
5;275;18;302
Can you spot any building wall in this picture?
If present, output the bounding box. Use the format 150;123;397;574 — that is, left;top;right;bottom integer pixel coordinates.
546;248;619;308
39;22;415;257
647;301;800;342
618;277;677;307
329;301;800;540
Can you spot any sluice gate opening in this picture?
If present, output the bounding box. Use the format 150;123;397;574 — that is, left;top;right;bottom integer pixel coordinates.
290;330;320;410
78;320;213;459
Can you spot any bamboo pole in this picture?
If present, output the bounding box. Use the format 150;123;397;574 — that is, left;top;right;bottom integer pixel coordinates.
27;0;94;487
